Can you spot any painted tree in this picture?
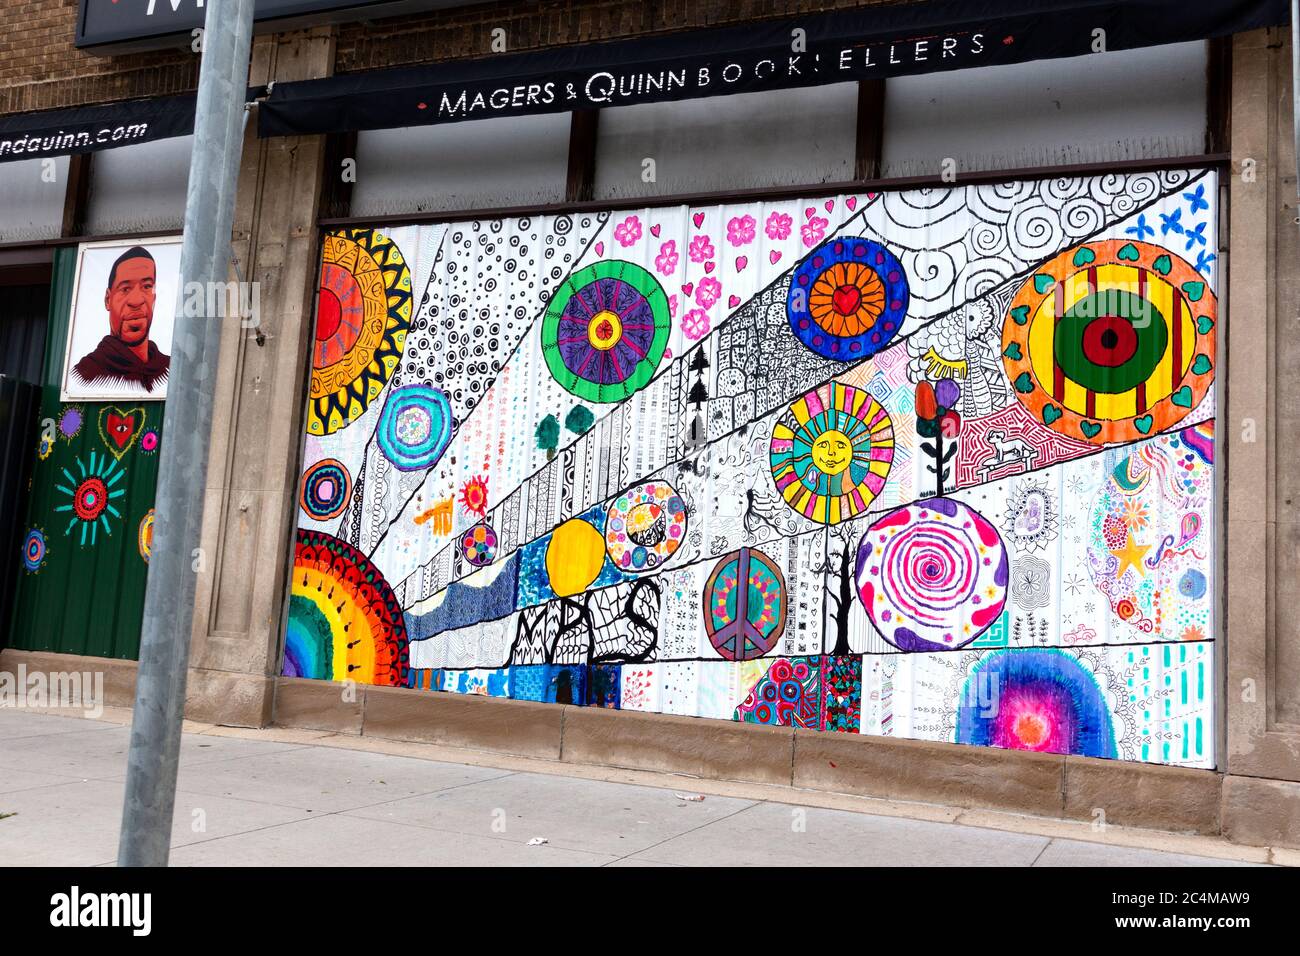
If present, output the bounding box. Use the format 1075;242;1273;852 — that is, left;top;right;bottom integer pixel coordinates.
814;524;860;656
565;404;595;435
687;377;709;407
916;378;962;496
684;346;710;452
535;414;560;460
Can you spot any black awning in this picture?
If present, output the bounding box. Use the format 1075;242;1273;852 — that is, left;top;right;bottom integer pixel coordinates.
0;94;198;164
0;87;272;164
259;0;1289;138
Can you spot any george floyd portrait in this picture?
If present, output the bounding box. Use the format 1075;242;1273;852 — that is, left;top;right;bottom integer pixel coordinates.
62;236;181;402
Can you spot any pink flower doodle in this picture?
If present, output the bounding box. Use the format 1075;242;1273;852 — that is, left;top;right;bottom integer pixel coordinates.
688;234;715;263
800;215;828;248
695;276;722;309
614;215;642;247
765;211;793;241
726;214;756;247
681;308;711;340
654;239;679;276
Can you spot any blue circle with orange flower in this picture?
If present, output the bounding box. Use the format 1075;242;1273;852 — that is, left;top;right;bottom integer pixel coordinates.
788;237;908;360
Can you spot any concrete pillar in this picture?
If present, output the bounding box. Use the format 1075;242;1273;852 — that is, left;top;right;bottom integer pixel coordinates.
1223;26;1300;847
184;27;335;726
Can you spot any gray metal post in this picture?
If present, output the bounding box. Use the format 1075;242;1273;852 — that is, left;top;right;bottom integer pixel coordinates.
118;0;256;867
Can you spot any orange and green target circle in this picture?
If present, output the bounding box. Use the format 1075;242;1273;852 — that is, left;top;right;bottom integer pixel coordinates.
1054;290;1168;394
1003;239;1215;445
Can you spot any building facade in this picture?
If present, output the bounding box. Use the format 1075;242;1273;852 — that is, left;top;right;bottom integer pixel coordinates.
2;0;1299;848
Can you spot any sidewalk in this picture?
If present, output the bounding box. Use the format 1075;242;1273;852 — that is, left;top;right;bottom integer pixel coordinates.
0;708;1288;867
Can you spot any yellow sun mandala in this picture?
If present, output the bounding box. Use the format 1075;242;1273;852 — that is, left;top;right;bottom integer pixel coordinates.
308;229;412;436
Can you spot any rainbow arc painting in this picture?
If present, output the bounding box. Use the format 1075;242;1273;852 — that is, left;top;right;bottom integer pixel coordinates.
285;170;1218;768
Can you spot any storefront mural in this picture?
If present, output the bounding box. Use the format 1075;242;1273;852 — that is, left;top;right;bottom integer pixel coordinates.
285;169;1218;768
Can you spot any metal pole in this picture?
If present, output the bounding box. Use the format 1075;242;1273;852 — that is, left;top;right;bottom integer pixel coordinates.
118;0;255;867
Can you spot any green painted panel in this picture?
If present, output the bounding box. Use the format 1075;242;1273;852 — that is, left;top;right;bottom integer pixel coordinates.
8;391;164;660
8;247;165;661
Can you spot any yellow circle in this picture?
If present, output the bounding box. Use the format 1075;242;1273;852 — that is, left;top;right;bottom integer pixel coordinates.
546;518;606;596
587;310;623;351
810;429;853;476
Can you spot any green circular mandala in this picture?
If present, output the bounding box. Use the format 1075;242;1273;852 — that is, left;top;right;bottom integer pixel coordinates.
541;260;670;403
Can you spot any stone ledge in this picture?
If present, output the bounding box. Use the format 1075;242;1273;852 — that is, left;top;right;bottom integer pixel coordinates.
0;648;138;709
559;706;795;786
263;682;1291;842
274;676;363;735
361;684;564;760
185;668;274;728
792;729;1065;817
1063;755;1221;835
1222;774;1300;849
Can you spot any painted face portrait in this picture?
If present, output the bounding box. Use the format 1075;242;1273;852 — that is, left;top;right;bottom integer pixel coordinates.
105;254;156;347
69;245;171;395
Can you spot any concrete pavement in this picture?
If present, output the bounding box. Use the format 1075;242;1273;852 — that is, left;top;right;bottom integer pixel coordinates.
0;708;1290;867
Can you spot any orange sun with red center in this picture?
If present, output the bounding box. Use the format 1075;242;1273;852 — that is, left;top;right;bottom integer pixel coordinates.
459;475;489;516
809;261;886;337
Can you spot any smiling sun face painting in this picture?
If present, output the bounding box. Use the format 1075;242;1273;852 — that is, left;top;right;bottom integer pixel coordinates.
811;429;852;476
770;381;895;525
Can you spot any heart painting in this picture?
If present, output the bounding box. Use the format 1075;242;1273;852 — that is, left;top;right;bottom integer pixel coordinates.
97;407;147;461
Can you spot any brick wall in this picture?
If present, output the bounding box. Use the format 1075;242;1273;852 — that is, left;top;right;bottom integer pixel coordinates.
335;0;901;75
0;0;900;115
0;0;196;114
